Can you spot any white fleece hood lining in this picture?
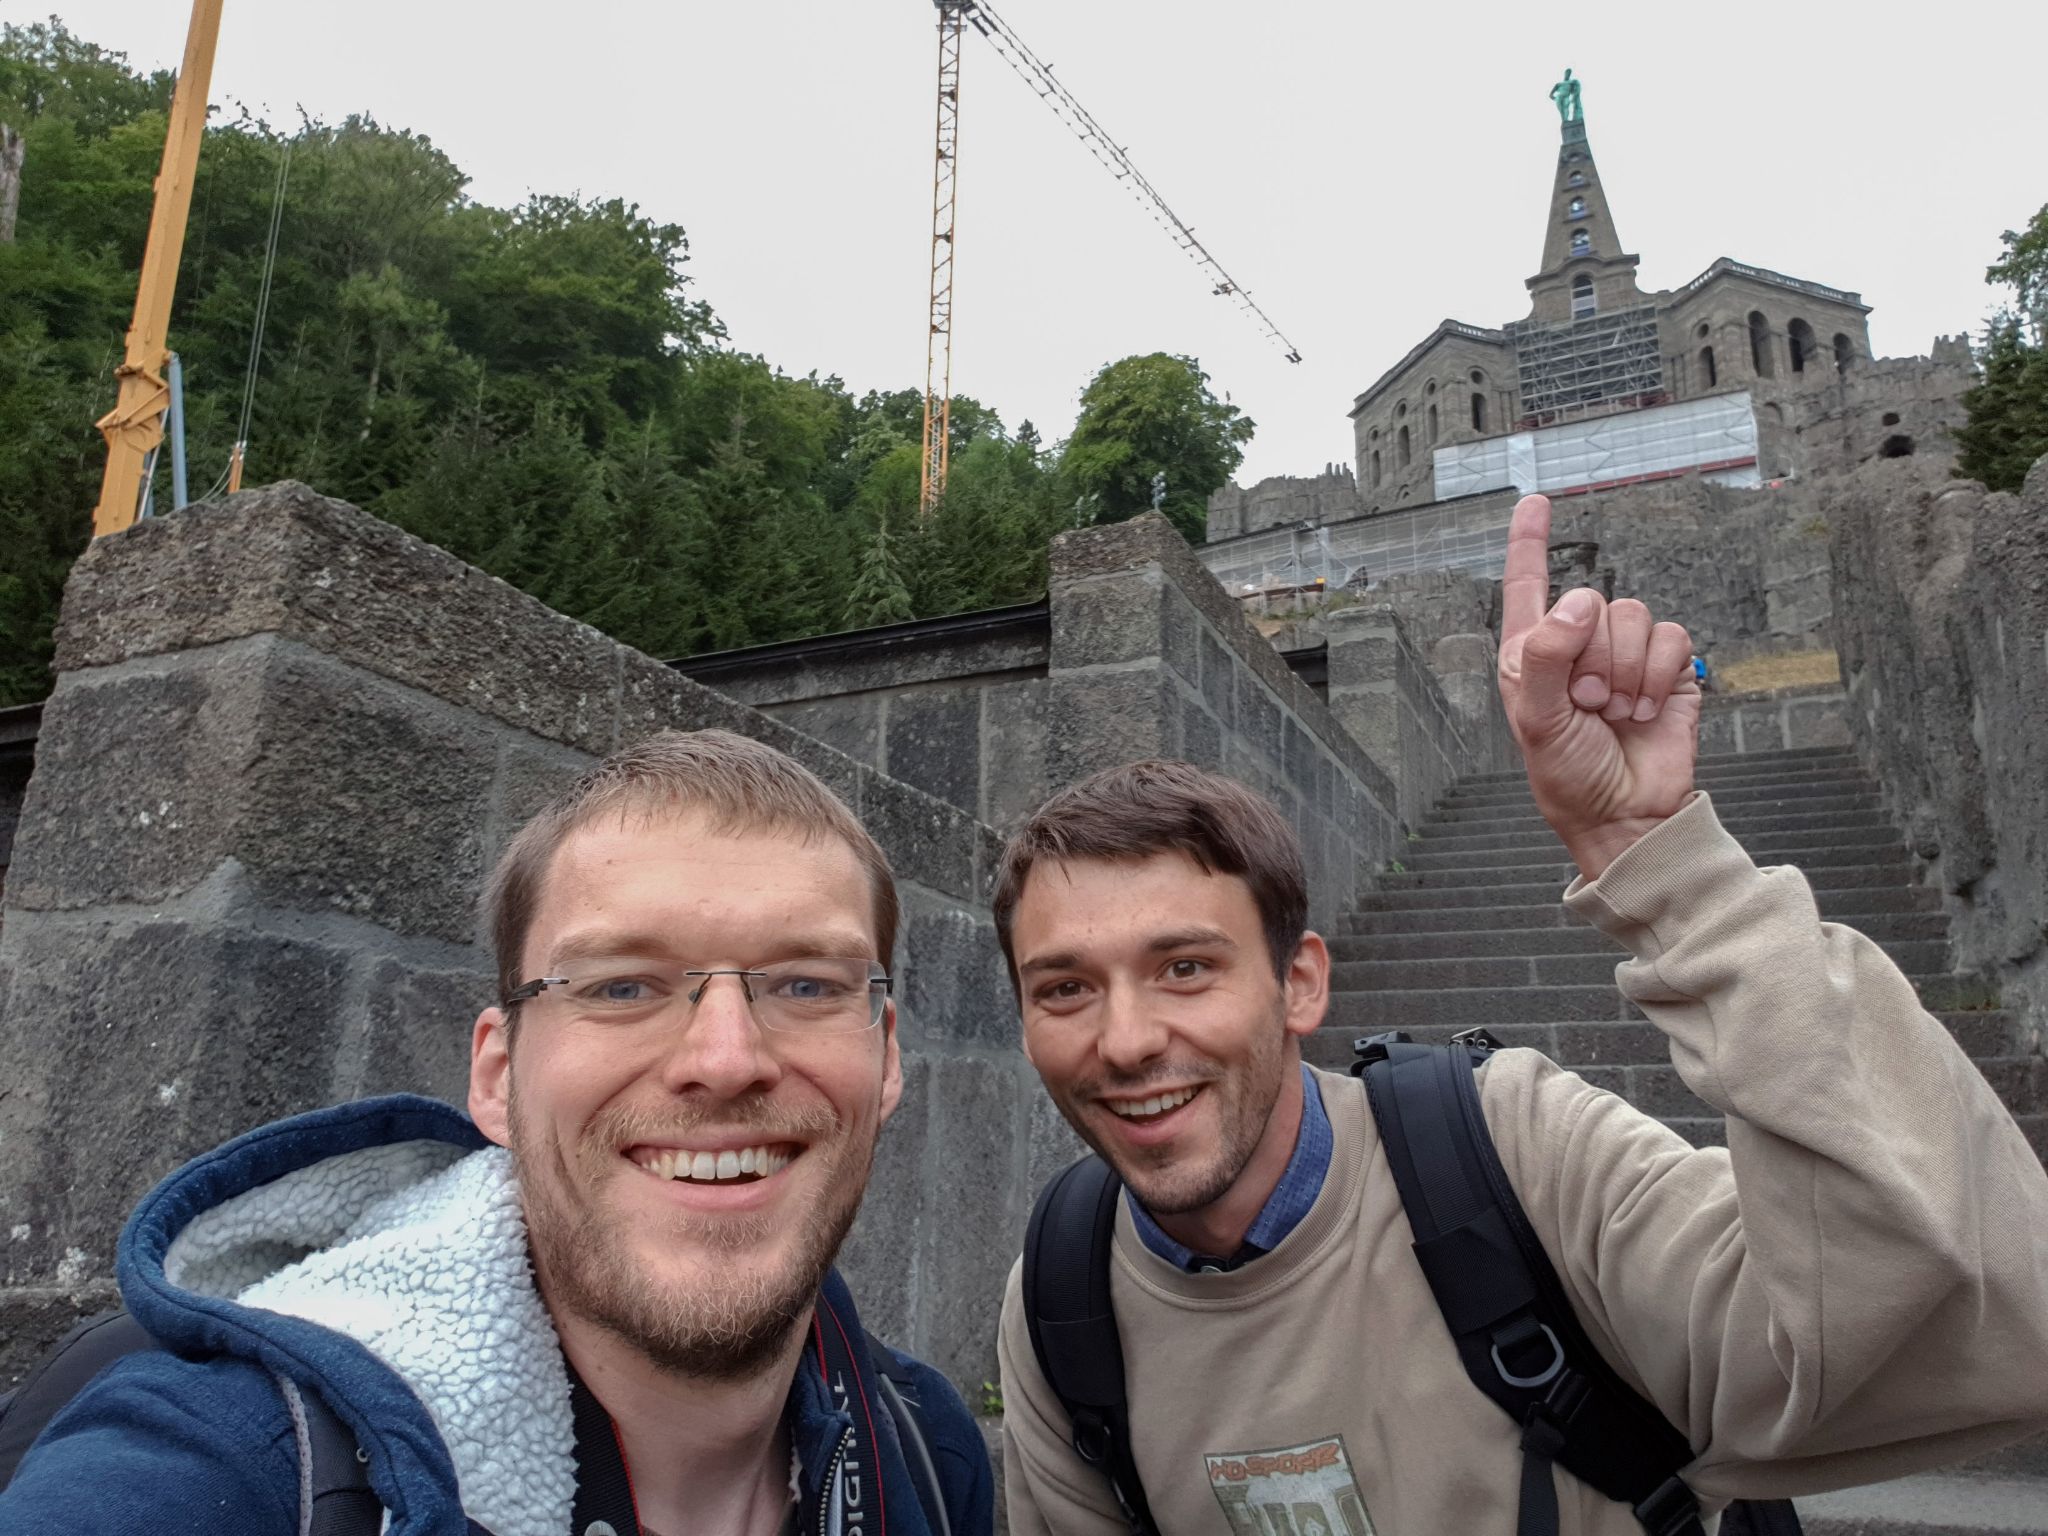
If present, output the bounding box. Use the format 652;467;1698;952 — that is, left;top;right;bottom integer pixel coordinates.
165;1141;576;1536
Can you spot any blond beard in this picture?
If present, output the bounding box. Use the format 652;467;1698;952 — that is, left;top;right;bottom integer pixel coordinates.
510;1084;875;1382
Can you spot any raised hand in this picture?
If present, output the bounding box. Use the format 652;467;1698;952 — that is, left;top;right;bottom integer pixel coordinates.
1496;494;1701;880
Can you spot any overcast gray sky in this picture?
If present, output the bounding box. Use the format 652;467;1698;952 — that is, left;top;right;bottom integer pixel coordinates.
33;0;2048;484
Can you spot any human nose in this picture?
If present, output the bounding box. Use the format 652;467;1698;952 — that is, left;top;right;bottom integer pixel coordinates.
657;972;782;1097
1095;982;1171;1074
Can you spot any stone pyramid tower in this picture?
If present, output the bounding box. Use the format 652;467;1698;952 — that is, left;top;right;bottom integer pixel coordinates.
1524;74;1647;326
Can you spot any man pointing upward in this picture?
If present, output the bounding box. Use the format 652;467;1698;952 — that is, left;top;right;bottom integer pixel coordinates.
995;494;2048;1535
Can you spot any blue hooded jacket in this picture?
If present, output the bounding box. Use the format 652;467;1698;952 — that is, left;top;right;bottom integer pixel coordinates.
0;1095;993;1536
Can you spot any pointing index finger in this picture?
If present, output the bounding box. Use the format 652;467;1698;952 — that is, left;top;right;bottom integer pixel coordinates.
1502;495;1554;647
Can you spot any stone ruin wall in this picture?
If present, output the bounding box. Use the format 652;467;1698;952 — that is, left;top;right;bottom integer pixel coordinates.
1826;455;2048;1049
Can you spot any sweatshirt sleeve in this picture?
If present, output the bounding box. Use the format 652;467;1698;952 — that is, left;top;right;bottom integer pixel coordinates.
996;1258;1133;1536
1482;791;2048;1501
0;1352;302;1534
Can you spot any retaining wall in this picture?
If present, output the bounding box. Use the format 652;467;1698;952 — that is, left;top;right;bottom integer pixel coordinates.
0;484;1068;1395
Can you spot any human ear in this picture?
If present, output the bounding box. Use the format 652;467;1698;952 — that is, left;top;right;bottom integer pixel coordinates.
1282;933;1331;1040
468;1008;514;1146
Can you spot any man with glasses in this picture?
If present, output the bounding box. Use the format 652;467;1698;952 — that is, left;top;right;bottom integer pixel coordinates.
0;730;992;1536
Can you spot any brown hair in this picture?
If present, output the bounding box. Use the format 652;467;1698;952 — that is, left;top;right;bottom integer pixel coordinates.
992;760;1307;984
485;729;898;1002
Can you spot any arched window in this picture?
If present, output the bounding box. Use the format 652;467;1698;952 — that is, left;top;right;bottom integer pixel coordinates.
1370;450;1382;487
1471;392;1487;432
1695;322;1711;339
1570;228;1591;256
1833;333;1854;375
1425;380;1437;396
1787;318;1816;374
1427;403;1439;444
1699;346;1717;388
1748;311;1775;378
1397;425;1411;468
1571;274;1596;319
1568;196;1587;219
1568;171;1585;187
1396;401;1408;419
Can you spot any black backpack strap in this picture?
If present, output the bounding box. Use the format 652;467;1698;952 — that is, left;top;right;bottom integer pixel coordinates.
1352;1031;1707;1536
1021;1155;1159;1536
865;1331;951;1536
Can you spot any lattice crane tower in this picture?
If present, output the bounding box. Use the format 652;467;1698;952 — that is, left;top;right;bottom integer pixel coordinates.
920;1;971;521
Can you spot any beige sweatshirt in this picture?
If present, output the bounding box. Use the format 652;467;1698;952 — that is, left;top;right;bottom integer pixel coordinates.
998;793;2048;1536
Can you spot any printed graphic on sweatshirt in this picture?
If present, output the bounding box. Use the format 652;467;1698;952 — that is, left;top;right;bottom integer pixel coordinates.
1205;1433;1376;1536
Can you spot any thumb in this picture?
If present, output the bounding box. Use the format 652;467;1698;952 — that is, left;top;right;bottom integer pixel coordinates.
1515;587;1603;742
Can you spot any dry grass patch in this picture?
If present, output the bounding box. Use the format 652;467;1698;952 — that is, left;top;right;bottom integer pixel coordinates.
1715;650;1841;692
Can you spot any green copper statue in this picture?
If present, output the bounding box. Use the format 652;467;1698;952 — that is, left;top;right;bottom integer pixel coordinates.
1550;68;1583;123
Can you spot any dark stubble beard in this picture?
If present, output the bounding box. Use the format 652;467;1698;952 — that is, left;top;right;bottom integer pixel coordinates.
512;1081;876;1383
1069;997;1292;1217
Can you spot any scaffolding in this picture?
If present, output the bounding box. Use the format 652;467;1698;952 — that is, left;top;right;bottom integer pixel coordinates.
1507;304;1666;427
1196;492;1519;604
1433;392;1761;502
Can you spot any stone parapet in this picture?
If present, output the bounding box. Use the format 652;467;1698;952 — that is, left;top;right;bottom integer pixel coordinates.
1695;682;1849;757
0;484;1045;1395
1046;513;1403;926
1827;455;2048;1049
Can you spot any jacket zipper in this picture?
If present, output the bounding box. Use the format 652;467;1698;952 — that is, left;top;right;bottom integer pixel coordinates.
816;1423;856;1536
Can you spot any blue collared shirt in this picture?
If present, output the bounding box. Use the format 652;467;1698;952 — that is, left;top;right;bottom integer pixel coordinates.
1128;1063;1332;1272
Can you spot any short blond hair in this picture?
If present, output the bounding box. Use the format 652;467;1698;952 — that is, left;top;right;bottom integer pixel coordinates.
485;729;897;1000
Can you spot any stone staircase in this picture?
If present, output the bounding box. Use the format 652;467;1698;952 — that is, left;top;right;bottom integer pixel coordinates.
1308;744;2048;1535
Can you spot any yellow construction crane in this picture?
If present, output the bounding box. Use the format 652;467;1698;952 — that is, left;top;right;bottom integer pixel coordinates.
915;0;1302;520
91;0;223;539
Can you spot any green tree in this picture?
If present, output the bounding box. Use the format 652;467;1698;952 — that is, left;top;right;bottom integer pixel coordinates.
1060;353;1253;543
1955;317;2048;493
843;517;916;628
1957;201;2048;492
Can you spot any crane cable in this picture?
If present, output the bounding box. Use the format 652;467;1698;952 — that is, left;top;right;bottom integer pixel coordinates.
226;134;292;494
966;1;1302;363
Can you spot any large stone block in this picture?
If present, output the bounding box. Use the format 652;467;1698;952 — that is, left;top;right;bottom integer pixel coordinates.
980;679;1049;833
1048;569;1166;672
484;738;597;874
239;649;498;944
0;918;353;1282
766;695;883;771
859;770;978;903
1045;666;1169;789
57;484;621;754
884;687;983;817
13;642;499;945
348;959;493;1103
916;1053;1029;1395
895;886;1015;1051
8;646;263;912
837;1053;929;1353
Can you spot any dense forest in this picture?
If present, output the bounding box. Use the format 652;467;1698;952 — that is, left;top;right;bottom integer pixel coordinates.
0;21;1254;707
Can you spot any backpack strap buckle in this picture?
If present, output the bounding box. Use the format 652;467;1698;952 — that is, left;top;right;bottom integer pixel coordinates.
1350;1031;1412;1072
1633;1475;1707;1536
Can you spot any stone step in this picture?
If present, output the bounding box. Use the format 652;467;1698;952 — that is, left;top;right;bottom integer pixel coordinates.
1304;1013;2037;1074
1329;939;1953;991
1796;1469;2048;1535
1443;778;1878;812
1327;978;1952;1031
1351;882;1945;916
1433;791;1879;824
1377;858;1913;892
1454;749;1860;788
1399;837;1907;875
1325;915;1951;961
1409;821;1903;859
1417;807;1897;843
1443;769;1880;808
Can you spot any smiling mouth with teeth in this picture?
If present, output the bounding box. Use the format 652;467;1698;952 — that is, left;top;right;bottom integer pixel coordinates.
632;1145;798;1184
1103;1085;1202;1121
